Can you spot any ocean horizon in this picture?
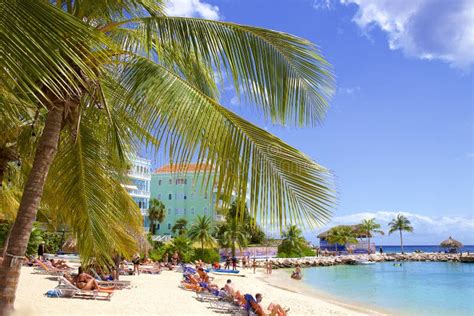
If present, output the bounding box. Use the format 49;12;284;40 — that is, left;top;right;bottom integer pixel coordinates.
375;245;474;253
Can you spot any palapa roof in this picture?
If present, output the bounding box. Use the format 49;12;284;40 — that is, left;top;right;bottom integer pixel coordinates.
440;236;463;249
154;163;214;174
317;224;370;239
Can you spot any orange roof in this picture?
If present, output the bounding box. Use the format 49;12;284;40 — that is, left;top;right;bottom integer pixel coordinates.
154;163;214;174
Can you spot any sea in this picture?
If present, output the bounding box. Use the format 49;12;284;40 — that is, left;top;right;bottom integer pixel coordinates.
302;261;474;315
377;245;474;254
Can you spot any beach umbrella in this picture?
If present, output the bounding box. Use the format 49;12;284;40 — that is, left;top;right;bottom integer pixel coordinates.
440;236;463;249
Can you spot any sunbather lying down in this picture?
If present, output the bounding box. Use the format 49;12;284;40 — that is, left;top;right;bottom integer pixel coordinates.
64;267;113;291
253;293;289;316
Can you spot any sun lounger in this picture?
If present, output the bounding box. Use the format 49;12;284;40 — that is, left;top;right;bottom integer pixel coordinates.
89;268;132;289
56;276;114;301
34;260;71;275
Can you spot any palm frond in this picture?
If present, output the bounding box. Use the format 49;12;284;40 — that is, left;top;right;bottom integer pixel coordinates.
110;16;334;126
43;106;143;266
115;57;335;229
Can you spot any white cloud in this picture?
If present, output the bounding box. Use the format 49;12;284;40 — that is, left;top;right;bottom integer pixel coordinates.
339;86;360;94
165;0;220;20
313;0;333;10
309;210;474;245
341;0;474;69
314;0;474;69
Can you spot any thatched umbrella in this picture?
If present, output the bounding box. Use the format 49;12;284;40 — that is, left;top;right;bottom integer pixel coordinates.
440;236;463;249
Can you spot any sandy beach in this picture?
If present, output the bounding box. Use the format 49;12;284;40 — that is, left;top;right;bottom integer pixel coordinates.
12;266;383;316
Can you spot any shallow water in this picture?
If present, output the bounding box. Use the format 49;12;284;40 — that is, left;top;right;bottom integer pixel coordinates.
302;262;474;315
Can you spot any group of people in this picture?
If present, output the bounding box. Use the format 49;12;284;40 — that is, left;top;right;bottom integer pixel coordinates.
180;265;289;316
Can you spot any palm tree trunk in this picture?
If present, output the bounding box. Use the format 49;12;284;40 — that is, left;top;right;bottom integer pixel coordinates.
201;240;204;251
399;229;404;254
231;242;236;257
0;105;64;313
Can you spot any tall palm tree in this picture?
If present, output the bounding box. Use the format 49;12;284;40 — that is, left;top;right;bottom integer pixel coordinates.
281;225;306;254
172;218;188;236
221;217;248;257
388;214;414;254
326;226;358;252
147;199;166;234
1;0;335;310
188;215;215;251
359;219;384;254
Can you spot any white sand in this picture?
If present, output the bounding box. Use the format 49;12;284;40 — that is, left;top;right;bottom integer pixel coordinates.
13;266;384;316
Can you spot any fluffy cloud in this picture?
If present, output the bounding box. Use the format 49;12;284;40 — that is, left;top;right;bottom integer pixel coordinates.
165;0;220;20
309;211;474;245
319;0;474;69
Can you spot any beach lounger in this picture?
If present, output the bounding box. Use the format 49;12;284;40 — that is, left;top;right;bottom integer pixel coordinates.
56;276;114;301
89;268;132;289
34;260;71;275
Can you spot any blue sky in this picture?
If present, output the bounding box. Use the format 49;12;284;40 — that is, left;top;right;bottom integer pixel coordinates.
157;0;473;245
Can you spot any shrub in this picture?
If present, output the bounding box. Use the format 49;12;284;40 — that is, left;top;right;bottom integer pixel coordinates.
191;248;220;263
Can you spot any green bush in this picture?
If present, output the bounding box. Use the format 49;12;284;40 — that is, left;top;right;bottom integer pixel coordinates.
277;243;315;258
191;248;220;263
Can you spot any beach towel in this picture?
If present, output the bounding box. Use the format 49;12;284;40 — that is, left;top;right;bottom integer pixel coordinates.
244;294;256;312
45;289;62;298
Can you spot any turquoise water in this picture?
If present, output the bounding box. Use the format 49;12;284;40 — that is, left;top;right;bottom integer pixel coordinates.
302;262;474;315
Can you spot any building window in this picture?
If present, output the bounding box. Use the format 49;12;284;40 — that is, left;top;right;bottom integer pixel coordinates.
191;208;195;214
157;223;160;230
184;208;187;215
184;179;187;184
168;194;172;200
168;208;171;214
158;180;162;186
191;193;194;199
158;194;161;200
204;192;208;199
184;195;187;200
169;179;172;185
168;223;171;230
138;201;142;208
204;207;208;214
175;208;178;215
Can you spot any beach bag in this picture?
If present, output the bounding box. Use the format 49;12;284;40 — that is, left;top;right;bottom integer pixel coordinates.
45;289;62;298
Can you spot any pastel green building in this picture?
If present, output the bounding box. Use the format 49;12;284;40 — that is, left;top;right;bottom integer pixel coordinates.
150;164;218;236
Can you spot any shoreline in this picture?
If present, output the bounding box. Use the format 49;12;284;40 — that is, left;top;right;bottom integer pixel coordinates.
256;268;390;315
13;265;383;315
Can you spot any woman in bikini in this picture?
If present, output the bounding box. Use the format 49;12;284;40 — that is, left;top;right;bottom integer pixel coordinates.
74;267;101;290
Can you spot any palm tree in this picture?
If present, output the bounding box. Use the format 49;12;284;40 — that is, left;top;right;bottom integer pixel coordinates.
281;225;306;255
222;217;248;257
359;219;384;254
147;199;166;235
1;0;335;310
326;226;358;252
172;218;188;236
388;214;414;254
188;215;215;251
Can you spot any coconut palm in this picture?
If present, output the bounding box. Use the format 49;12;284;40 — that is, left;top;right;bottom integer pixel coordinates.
280;225;306;254
188;215;215;251
359;219;384;254
326;226;358;252
388;214;414;254
220;217;248;257
172;218;188;236
147;199;166;234
1;0;335;310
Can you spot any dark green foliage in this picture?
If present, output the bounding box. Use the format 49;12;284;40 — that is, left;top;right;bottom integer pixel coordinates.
191;248;220;263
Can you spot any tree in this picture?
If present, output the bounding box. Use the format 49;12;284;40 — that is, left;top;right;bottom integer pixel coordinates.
388;214;414;254
188;215;215;251
359;219;384;254
172;218;188;236
326;226;358;252
220;217;248;257
278;225;313;257
147;199;166;235
1;0;335;310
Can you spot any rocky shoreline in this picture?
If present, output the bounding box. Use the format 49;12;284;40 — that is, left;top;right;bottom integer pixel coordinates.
263;253;464;268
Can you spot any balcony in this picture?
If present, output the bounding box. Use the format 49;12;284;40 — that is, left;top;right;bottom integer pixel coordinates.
129;189;150;198
128;171;151;180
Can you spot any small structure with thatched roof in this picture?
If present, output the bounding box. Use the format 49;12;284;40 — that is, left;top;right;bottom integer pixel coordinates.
318;224;373;253
440;236;463;253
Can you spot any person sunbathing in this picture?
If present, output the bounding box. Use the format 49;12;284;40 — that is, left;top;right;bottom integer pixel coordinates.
75;267;101;291
197;268;218;290
253;293;289;316
224;279;235;297
49;259;71;270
